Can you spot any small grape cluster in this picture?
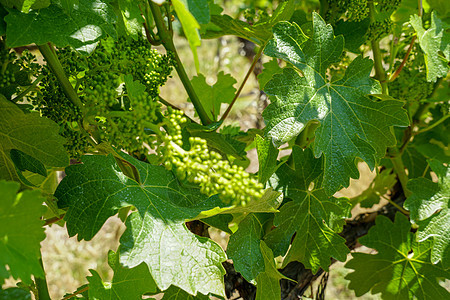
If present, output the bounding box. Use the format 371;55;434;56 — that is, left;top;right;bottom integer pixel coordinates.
36;68;82;124
389;49;434;101
346;0;369;22
366;19;392;41
377;0;402;12
161;108;264;206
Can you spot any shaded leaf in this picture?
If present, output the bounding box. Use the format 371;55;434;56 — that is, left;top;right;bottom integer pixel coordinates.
0;96;68;181
346;213;450;299
255;241;287;300
0;181;46;284
227;214;269;281
263;15;409;194
162;285;209;299
88;250;157;299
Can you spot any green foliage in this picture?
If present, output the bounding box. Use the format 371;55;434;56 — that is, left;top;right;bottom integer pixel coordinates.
410;11;450;82
404;160;450;267
0;181;46;284
5;0;117;53
346;213;450;299
263;15;409;194
0;96;68;181
0;0;448;299
265;147;351;273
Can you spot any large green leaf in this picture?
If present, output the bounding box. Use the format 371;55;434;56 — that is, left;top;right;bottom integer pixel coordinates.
88;250;157;299
5;0;117;54
227;214;268;281
55;153;226;296
264;146;351;273
0;181;46;284
263;14;409;194
404;160;450;268
190;72;236;121
410;11;450;82
345;213;450;299
0;96;68;181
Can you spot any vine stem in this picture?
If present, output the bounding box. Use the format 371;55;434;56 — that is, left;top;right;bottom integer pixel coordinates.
391;155;412;197
389;36;416;82
220;44;265;123
35;258;51;300
149;1;212;125
37;43;84;113
62;286;89;300
378;193;410;215
415;114;450;135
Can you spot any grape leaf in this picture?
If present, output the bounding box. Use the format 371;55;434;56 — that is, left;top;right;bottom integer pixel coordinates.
256;134;280;185
201;0;294;45
410;11;450;82
190;72;236;121
0;287;31;300
264;146;351;273
0;181;46;284
255;241;288;300
88;250;157;299
5;0;117;54
180;0;210;24
404;160;450;268
257;59;283;90
0;96;68;181
116;0;144;38
161;285;209;299
263;14;409;194
333;18;370;53
345;213;450;299
55;153;227;296
0;0;50;13
227;214;269;281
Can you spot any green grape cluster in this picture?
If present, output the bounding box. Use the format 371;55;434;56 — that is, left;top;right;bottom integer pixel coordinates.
60;123;92;159
377;0;402;12
389;49;434;101
346;0;369;22
366;19;392;41
161;108;264;206
0;46;17;89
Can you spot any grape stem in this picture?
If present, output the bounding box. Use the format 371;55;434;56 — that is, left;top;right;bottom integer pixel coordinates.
62;286;89;300
220;43;265;123
149;1;212;125
37;43;85;113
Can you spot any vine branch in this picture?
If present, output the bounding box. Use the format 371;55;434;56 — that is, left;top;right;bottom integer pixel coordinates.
37;43;84;113
149;1;212;125
220;43;265;123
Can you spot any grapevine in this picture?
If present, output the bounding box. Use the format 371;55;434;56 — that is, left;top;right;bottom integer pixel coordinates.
0;1;449;300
